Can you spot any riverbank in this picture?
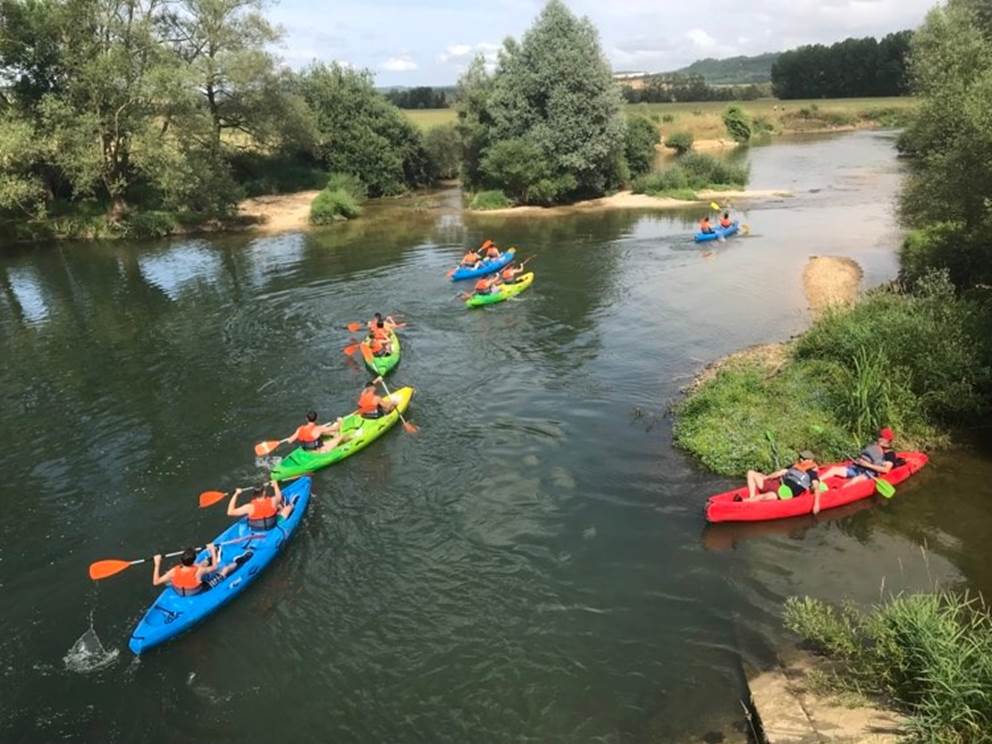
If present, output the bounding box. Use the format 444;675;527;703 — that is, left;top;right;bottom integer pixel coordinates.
238;190;320;233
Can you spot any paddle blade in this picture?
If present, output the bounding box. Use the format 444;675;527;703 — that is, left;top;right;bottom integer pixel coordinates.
343;343;360;357
89;560;133;581
741;224;751;235
198;490;227;508
876;478;896;499
346;322;363;333
402;420;419;434
254;440;281;457
446;267;457;278
710;201;720;211
360;344;374;365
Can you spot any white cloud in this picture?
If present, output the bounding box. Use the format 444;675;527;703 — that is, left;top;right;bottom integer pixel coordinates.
381;55;418;72
438;43;474;63
685;28;718;52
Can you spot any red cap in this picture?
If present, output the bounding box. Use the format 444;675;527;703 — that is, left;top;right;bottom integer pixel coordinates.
879;427;894;441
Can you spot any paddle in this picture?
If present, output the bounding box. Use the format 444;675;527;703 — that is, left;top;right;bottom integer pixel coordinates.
848;455;896;498
254;439;284;457
198;486;257;509
88;534;261;581
342;338;363;357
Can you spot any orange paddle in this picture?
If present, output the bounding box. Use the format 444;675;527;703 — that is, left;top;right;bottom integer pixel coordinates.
343;337;364;357
88;534;261;581
345;322;364;333
198;486;260;508
254;439;284;457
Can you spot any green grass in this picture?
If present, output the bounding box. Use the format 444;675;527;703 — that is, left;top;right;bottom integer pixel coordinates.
403;108;457;130
468;190;512;210
784;591;992;743
674;272;983;476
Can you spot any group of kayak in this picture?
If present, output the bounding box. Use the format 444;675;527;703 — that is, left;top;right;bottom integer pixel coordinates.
706;427;928;523
695;211;741;243
449;239;536;306
96;239;540;655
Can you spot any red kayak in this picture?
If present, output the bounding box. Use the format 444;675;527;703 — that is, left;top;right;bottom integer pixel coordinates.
705;451;928;523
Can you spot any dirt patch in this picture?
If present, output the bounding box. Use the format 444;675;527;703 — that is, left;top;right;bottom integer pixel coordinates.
237;190;319;234
686;342;790;394
468;188;791;217
803;256;863;318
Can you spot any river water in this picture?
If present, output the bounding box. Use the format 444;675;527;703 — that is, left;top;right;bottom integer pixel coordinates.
2;131;990;743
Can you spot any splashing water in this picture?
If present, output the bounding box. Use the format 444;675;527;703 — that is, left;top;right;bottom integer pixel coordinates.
64;627;119;674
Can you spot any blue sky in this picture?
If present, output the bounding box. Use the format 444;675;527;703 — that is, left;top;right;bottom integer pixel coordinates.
269;0;937;86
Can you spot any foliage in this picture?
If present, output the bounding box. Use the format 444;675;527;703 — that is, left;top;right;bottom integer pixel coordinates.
624;116;661;177
325;172;367;201
899;0;992;289
632;153;747;199
479;138;548;202
722;106;752;143
663;130;694;155
123;210;180;239
672;52;780;85
422;123;460;180
784;591;992;743
468;189;511;210
620;74;768;104
298;63;432;198
772;31;913;99
385;86;450;109
309;188;361;224
228;152;328;196
674;273;990;475
456;0;627;205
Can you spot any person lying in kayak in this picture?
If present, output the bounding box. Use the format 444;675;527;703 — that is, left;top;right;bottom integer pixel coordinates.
152;543;250;597
719;212;733;229
473;276;498;296
743;451;824;513
279;410;347;453
227;480;294;530
498;263;524;284
819;427;902;482
358;377;397;419
699;216;714;234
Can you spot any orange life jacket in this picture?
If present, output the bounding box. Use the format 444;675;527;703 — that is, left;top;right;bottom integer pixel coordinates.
720;218;732;228
475;278;493;293
358;387;381;416
295;422;320;443
171;564;201;594
370;324;390;340
368;337;384;354
699;218;711;230
462;252;479;265
486;247;500;258
247;496;279;530
501;267;516;281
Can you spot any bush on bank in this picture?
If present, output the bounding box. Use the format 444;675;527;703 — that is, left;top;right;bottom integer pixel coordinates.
784;591;992;743
673;272;989;476
468;190;512;210
309;189;361;224
632;153;749;200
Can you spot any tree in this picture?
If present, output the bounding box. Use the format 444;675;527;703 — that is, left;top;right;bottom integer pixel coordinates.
625;116;661;176
298;63;432;196
423;123;460;180
457;0;627;204
723;106;752;143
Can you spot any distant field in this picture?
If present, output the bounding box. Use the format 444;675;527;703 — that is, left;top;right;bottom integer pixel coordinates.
404;97;917;141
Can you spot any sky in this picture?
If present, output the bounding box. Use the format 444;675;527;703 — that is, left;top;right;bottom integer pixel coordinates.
268;0;938;86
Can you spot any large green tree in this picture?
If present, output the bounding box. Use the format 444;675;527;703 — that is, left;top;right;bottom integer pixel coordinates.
457;0;627;204
899;0;992;287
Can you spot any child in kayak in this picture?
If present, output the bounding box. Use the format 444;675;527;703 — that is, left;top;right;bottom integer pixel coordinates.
474;276;498;295
366;313;396;356
152;543;249;597
460;250;482;268
819;427;902;483
743;451;824;513
483;241;501;260
358;377;397;419
498;263;524;285
278;411;348;454
719;212;733;229
699;216;714;234
227;480;294;530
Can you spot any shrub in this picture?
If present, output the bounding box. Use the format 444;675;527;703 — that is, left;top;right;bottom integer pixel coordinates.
624;116;661;178
784;591;992;743
722;105;752;143
229;152;329;197
663;130;694;155
632;168;689;195
123;210;179;239
480;138;550;202
309;188;361;224
469;190;512;210
661;113;675;123
325;172;368;201
678;152;749;188
423;123;461;181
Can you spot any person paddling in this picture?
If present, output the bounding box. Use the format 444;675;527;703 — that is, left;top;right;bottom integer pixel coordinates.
227;481;294;531
278;410;347;454
819;427;901;483
460;249;482;268
473;276;498;296
366;313;395;356
152;543;249;597
483;240;501;261
498;263;524;285
358;377;396;419
743;451;824;513
719;211;733;229
699;216;715;234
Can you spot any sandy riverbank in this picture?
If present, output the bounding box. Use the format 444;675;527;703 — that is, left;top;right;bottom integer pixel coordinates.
468;188;791;218
237;190;320;233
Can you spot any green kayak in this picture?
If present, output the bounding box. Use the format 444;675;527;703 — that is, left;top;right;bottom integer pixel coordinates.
362;330;400;376
465;272;535;308
270;387;414;481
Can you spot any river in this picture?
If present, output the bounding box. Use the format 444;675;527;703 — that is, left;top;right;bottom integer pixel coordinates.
2;130;990;743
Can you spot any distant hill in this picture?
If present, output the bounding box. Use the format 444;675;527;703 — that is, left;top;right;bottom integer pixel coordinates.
670;52;780;85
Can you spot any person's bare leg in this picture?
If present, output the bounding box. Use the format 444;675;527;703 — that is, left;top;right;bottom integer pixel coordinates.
746;470;766;500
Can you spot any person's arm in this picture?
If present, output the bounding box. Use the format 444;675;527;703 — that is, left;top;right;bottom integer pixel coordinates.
152;555;171;586
197;544;219;576
282;426;300;446
270;480;283;507
227;488;245;517
768;468;787;479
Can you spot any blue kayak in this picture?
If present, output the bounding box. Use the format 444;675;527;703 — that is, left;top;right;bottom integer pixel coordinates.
694;221;739;243
450;248;516;281
128;476;312;654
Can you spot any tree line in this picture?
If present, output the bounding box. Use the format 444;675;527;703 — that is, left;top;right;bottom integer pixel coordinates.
771;31;913;99
383;87;452;109
0;0;443;238
620;75;767;104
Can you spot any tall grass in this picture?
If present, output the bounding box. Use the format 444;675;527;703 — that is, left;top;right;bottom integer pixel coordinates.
633;152;749;198
785;591;992;742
